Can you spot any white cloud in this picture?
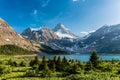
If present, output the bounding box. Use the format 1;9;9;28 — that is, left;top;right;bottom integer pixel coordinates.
72;0;79;2
72;0;85;2
42;0;51;7
33;10;37;15
80;31;89;35
80;30;96;36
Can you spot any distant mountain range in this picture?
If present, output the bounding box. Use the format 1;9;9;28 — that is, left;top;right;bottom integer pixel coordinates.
81;24;120;53
1;17;120;54
22;21;120;53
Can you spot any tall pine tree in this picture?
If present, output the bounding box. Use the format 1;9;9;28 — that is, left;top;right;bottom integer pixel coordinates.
56;56;62;71
89;50;99;68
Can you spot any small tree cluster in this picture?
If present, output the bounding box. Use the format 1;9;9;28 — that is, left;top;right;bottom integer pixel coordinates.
29;56;40;68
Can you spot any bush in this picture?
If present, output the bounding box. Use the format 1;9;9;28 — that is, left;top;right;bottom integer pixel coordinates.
20;61;26;67
29;56;40;68
66;74;81;80
41;69;51;77
25;70;38;77
0;65;11;75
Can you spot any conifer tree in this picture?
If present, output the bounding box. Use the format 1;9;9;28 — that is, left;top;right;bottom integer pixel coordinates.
56;56;62;71
29;56;39;67
20;61;26;67
52;62;56;72
89;50;99;67
39;55;47;70
69;64;78;74
62;56;67;64
42;55;46;64
53;56;57;63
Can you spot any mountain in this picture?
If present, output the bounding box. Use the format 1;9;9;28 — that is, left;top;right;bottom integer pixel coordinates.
0;18;38;51
53;23;77;39
22;26;59;42
81;24;120;53
22;22;120;54
22;23;78;53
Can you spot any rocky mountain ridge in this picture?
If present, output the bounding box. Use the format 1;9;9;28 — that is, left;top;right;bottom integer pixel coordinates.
22;23;120;53
1;17;120;54
0;18;39;51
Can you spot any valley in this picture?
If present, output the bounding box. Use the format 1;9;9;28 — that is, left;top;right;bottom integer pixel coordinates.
0;0;120;79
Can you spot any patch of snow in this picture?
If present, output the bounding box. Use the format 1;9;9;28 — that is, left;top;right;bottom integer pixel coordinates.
23;36;28;38
15;43;18;45
30;27;41;31
83;34;91;39
18;34;24;38
66;47;74;51
83;45;89;49
80;30;96;37
39;35;41;37
55;32;75;39
93;41;96;44
112;35;120;41
5;39;10;42
101;36;105;39
59;24;69;30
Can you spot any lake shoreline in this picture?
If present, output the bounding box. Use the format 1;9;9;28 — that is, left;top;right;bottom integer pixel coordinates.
13;54;38;58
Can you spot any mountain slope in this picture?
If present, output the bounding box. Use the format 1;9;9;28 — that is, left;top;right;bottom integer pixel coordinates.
22;23;78;53
81;24;120;53
22;27;59;42
0;18;38;51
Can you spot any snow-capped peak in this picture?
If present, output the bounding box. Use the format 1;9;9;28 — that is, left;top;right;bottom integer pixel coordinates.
53;23;69;32
53;23;77;39
30;27;41;31
29;26;50;31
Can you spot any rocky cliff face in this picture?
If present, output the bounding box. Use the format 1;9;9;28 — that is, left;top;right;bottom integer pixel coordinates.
0;18;38;51
22;27;59;42
22;24;78;53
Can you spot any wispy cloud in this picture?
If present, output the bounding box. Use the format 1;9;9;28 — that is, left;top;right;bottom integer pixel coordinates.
82;0;85;2
72;0;85;2
80;30;95;36
33;10;38;15
72;0;79;2
80;31;89;35
41;0;51;7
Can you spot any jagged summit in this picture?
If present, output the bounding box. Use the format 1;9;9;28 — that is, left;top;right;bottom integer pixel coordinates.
29;26;50;31
53;23;77;39
22;26;59;42
53;23;69;32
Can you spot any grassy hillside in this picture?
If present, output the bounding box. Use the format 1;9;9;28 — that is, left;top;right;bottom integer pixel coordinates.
0;44;34;55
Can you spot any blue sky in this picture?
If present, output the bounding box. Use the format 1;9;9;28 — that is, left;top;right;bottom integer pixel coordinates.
0;0;120;36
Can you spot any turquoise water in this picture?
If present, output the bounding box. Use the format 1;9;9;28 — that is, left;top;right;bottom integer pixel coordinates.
39;53;120;62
